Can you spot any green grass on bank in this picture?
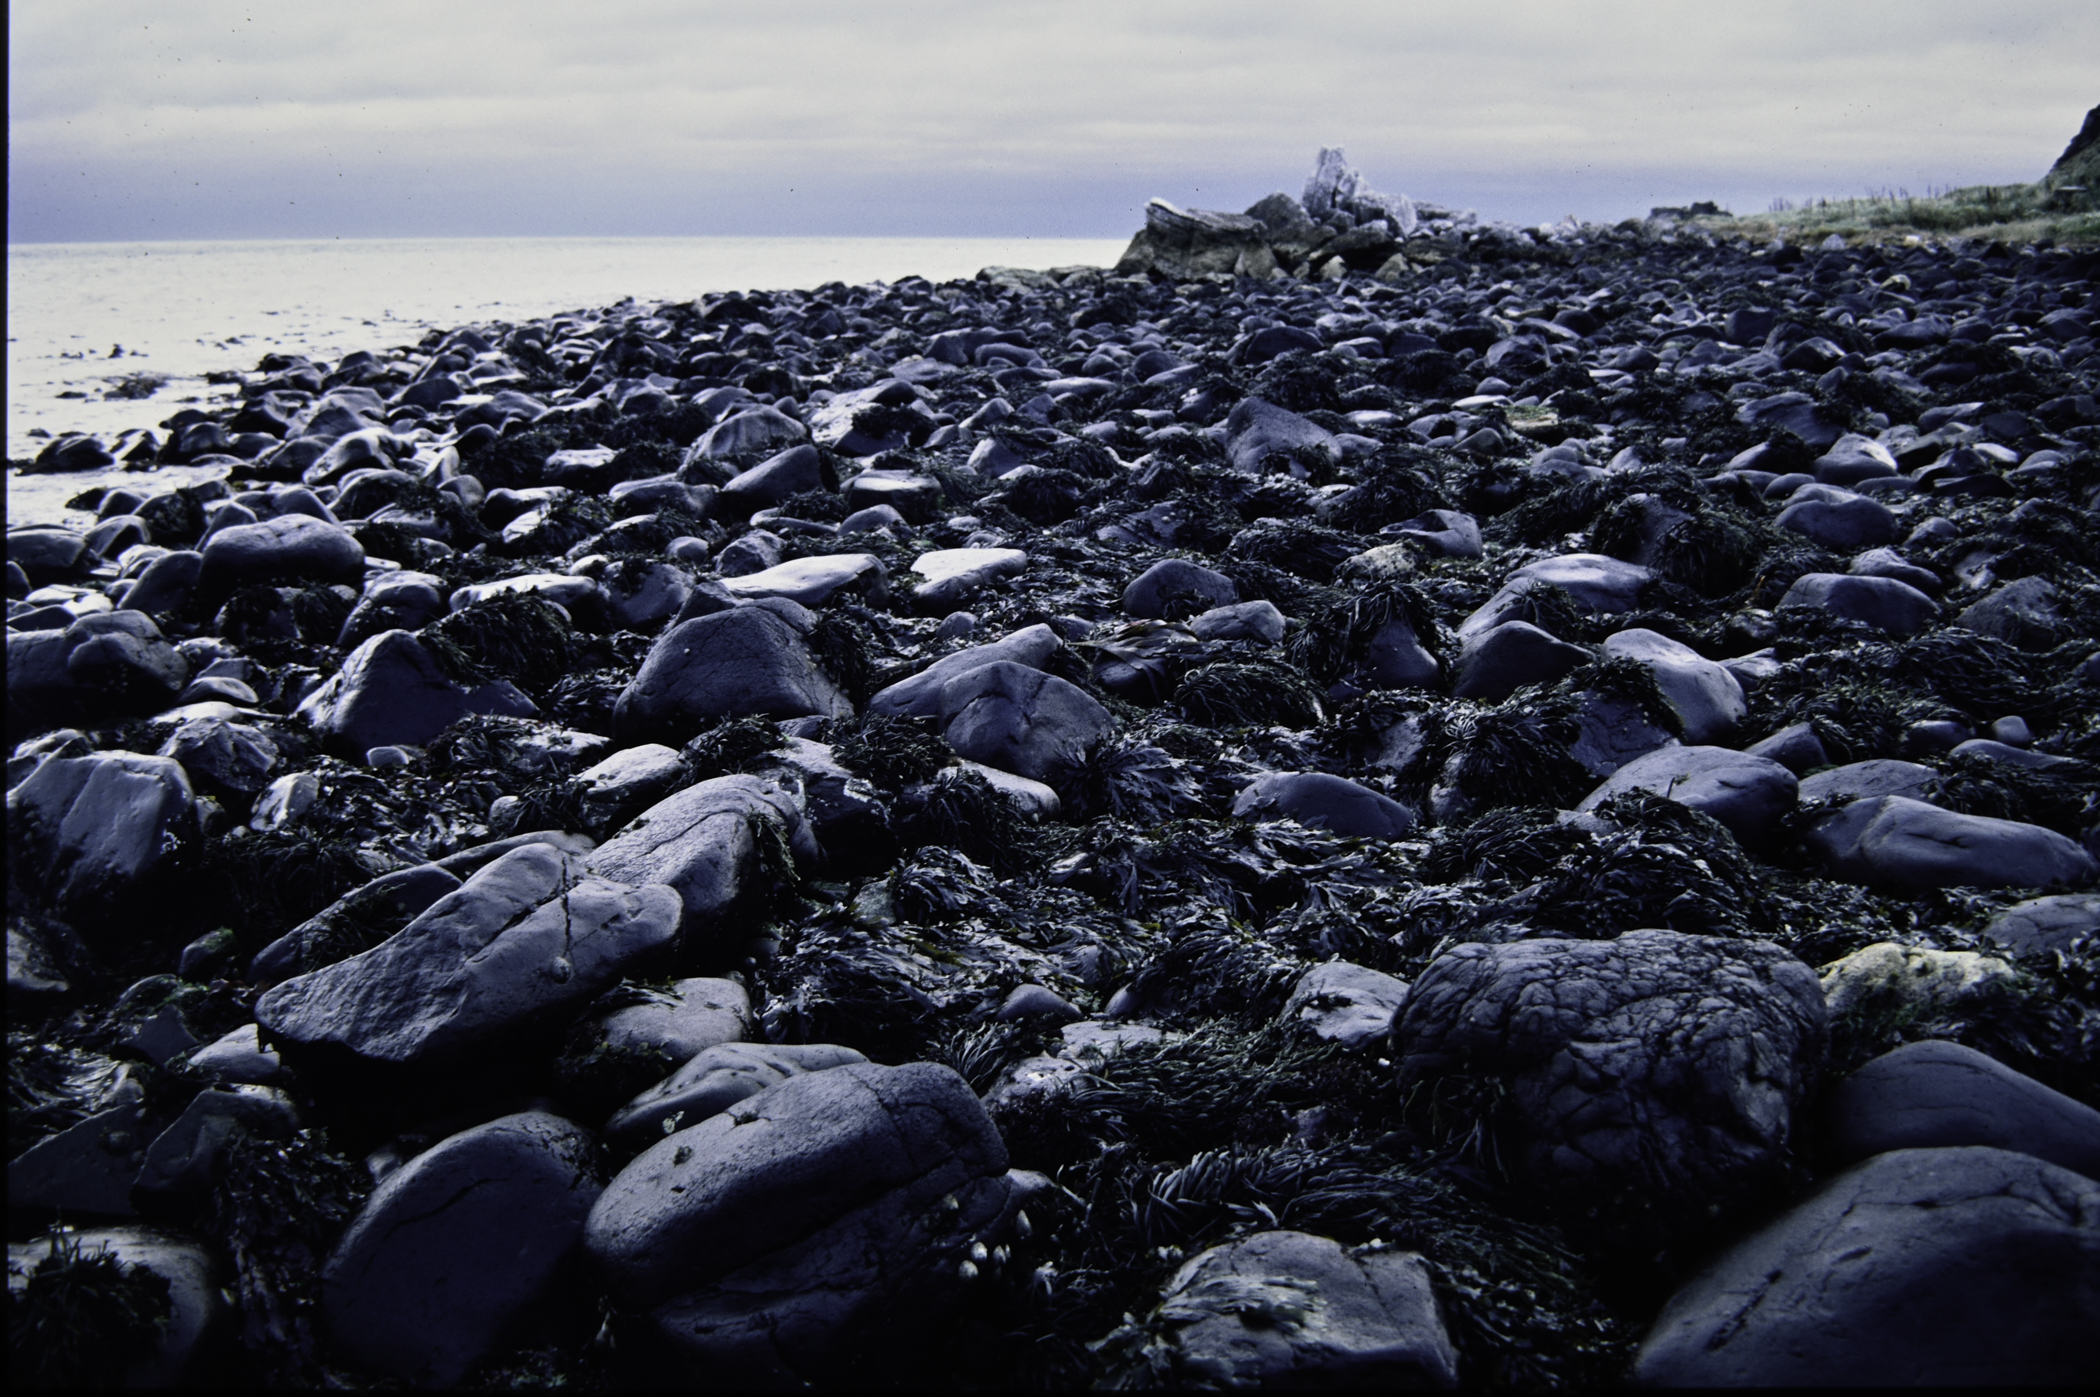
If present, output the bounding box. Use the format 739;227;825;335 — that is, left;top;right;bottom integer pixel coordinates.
1684;132;2100;247
1692;180;2097;249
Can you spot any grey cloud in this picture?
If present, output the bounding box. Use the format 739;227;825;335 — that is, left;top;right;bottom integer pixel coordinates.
10;0;2095;241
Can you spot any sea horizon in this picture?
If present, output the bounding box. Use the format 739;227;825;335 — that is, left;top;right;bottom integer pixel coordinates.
6;233;1129;526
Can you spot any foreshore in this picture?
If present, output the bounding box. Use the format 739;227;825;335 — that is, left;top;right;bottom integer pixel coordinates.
9;167;2100;1387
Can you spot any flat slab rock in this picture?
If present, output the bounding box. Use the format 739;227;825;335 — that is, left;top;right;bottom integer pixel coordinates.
1146;1231;1458;1388
1633;1146;2100;1386
256;843;681;1070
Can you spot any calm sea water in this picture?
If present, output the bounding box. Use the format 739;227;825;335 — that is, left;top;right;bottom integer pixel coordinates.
6;235;1126;527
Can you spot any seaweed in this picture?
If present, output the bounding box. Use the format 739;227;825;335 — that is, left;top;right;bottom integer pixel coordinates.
1175;658;1325;730
893;768;1044;877
421;592;576;696
1062;738;1205;824
6;1232;174;1389
1285;579;1443;684
680;715;788;782
829;713;953;791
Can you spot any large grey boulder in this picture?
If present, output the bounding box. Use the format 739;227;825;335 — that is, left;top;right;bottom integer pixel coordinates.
605;1041;867;1148
156;714;279;798
1632;1147;2100;1386
1823;1040;2100;1179
1798;757;1940;806
1123;557;1239;620
1982;893;2100;954
614;604;849;744
1115;199;1274;281
716;443;824;516
866;623;1062;718
248;862;465;988
6;752;195;919
1600;628;1744;743
1395;930;1828;1244
296;629;537;755
586;775;815;939
197;513;364;595
1956;575;2062;647
937;660;1114;783
1778;572;1938;634
1576;745;1798;846
255;844;681;1072
593;976;751;1064
1452;621;1591;701
1224;397;1337;474
1775;491;1898;549
131;1085;298;1210
686;405;808;463
335;570;446;648
1232;771;1417;839
1134;1232;1457;1389
1806;795;2098;889
1281;962;1409;1049
323;1112;603;1386
721;553;887;607
908;547;1028;613
62;613;190;715
585;1061;1036;1383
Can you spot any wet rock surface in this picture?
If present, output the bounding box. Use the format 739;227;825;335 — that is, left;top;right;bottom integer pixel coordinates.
6;148;2099;1388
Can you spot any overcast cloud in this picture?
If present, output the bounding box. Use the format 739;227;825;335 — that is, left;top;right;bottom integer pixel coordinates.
9;0;2095;242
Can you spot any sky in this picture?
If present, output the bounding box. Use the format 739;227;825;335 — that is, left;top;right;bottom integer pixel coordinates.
9;0;2097;243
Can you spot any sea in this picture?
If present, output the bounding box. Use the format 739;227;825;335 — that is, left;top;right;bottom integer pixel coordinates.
5;235;1127;529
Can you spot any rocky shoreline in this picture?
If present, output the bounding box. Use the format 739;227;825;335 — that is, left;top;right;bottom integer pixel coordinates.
9;149;2100;1387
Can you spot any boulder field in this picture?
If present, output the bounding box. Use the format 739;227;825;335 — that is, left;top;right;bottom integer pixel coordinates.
8;148;2099;1388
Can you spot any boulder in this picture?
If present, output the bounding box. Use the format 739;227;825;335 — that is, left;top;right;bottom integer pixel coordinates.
335;570;446;648
296;629;538;755
1139;1232;1458;1389
1395;930;1828;1244
1798;758;1939;806
866;623;1062;718
1190;600;1288;644
323;1112;604;1386
571;742;688;823
587;775;816;938
1956;575;2062;648
7;526;92;584
6;752;195;919
936;660;1114;783
1777;572;1939;634
120;549;204;617
599;559;693;632
585;1061;1035;1383
7;1102;151;1218
1823;1040;2100;1179
1115;199;1273;281
592;977;752;1067
721;553;887;607
448;573;607;627
909;547;1027;612
1232;771;1417;839
615;605;850;743
61;612;190;715
1360;614;1441;688
6;1227;221;1387
1805;795;2098;889
1505;552;1652;612
249;862;465;989
255;844;681;1074
605;1041;868;1148
1818;942;2020;1020
1123;557;1240;620
1600;628;1745;743
197;514;364;595
717;443;824;516
1576;744;1798;846
1392;509;1482;559
1281;962;1409;1049
131;1084;298;1209
1775;491;1899;549
686;406;808;463
1632;1147;2100;1386
1981;893;2100;954
1224;397;1337;475
156;715;279;797
1452;621;1591;701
